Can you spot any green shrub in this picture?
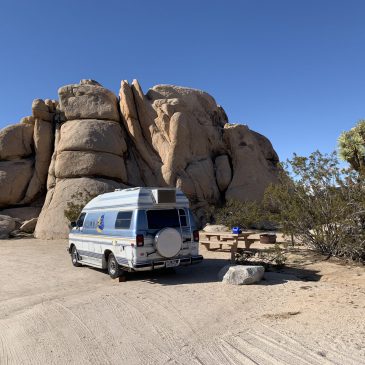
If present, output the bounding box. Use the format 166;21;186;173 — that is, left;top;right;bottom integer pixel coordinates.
214;199;264;229
64;190;98;223
264;151;365;262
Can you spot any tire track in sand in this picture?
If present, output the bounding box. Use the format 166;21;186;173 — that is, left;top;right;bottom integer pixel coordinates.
0;300;111;365
113;287;233;364
259;324;365;365
0;323;10;365
222;331;325;365
104;292;199;365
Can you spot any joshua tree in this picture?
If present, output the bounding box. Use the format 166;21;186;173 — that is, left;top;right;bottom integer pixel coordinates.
338;120;365;175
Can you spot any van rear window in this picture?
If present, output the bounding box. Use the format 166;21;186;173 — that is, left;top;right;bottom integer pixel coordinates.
115;211;133;229
146;209;187;229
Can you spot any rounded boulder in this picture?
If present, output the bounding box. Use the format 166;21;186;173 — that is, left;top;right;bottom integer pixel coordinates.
58;82;120;122
0;215;16;239
54;151;127;181
57;119;127;156
218;265;265;285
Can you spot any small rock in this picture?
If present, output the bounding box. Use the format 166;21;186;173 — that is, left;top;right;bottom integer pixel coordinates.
9;230;33;238
80;79;102;86
32;99;54;122
203;224;229;233
0;215;16;239
218;265;265;285
20;218;38;233
20;116;35;125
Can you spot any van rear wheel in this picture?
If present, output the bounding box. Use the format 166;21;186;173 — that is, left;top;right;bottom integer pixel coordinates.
71;246;82;267
107;253;121;279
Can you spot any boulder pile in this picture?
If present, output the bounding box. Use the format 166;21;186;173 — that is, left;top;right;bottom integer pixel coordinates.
0;79;279;239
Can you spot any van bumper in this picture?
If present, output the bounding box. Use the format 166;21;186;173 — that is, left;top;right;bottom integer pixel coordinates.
132;255;203;271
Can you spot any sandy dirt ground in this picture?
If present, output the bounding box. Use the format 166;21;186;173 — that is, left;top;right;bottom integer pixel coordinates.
0;237;364;365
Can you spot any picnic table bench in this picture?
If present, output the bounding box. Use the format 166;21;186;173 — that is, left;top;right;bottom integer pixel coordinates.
200;231;256;263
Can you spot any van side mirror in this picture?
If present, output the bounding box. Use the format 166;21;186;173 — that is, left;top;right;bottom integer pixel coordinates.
70;221;76;228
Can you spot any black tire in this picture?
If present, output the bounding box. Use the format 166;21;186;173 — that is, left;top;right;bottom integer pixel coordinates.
107;253;121;279
71;246;82;267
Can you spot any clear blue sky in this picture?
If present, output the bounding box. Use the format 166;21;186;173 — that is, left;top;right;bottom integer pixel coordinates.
1;0;365;162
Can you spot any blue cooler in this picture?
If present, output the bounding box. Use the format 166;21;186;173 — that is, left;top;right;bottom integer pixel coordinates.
232;227;242;234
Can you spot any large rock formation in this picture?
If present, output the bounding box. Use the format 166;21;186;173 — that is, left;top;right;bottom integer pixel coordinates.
0;79;279;239
0;98;55;209
119;81;278;221
35;80;128;239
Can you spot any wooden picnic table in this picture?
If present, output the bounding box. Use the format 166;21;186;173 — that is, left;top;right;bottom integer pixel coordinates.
200;231;256;263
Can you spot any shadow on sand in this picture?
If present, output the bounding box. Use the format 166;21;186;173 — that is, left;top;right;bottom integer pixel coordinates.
119;258;322;286
127;258;229;285
261;267;321;286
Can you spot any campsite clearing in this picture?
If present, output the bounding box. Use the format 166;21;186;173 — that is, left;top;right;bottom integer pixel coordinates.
0;238;364;364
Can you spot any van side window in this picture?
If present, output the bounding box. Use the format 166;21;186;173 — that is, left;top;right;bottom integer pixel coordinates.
76;213;86;228
178;209;187;226
115;211;133;229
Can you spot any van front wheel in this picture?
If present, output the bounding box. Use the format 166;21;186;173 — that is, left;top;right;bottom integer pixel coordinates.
107;254;121;279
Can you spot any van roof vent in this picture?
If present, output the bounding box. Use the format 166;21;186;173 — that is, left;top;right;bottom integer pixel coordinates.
151;189;176;204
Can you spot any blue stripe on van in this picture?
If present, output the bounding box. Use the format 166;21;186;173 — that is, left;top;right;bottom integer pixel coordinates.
83;202;188;211
116;257;129;265
70;237;112;245
78;250;103;259
78;249;130;266
69;236;133;245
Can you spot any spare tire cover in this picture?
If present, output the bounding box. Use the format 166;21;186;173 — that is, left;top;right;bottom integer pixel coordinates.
155;228;182;258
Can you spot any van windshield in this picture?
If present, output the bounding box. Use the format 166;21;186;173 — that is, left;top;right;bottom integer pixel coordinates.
146;209;185;229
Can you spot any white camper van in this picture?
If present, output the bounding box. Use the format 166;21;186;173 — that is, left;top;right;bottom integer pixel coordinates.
67;187;203;278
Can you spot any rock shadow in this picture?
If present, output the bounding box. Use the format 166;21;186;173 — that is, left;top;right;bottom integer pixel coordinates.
86;257;322;286
260;266;322;286
124;259;322;286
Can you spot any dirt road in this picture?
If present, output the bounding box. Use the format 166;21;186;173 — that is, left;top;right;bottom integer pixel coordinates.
0;238;364;364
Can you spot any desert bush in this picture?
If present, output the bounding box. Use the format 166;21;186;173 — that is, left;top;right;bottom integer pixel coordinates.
64;190;97;223
214;199;264;229
264;151;365;262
